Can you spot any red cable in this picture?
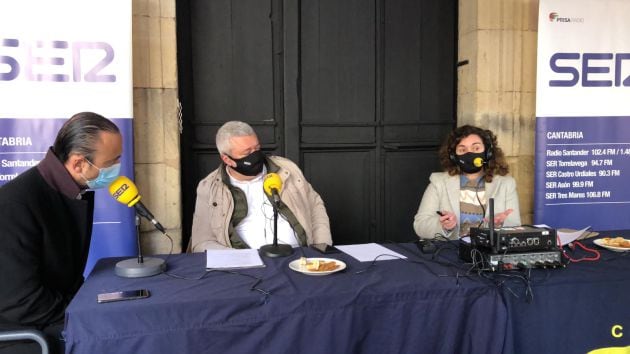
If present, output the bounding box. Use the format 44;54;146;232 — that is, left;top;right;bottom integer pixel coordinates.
562;241;600;263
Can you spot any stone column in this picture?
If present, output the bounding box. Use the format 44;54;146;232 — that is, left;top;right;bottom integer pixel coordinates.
458;0;539;223
132;0;181;253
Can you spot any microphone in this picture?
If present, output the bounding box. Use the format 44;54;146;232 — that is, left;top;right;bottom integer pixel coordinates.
260;172;293;258
473;157;485;168
263;173;282;205
107;176;167;278
109;176;166;234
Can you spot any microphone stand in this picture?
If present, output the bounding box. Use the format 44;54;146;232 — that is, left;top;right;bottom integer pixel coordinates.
260;195;294;258
136;215;143;263
488;198;497;254
115;213;166;278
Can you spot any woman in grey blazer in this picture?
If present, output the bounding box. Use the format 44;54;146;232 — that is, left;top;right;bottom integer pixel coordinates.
413;125;521;239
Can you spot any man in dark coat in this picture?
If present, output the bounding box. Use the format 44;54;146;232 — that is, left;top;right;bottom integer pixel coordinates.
0;112;123;354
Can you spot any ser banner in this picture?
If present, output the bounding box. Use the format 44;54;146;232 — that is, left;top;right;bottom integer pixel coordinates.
535;0;630;230
0;1;136;274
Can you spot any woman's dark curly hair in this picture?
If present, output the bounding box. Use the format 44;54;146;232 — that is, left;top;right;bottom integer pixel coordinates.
437;125;509;182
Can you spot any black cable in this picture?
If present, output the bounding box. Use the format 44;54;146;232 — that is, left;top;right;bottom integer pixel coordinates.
354;254;407;274
355;245;482;286
162;236;271;297
161;231;175;264
164;268;271;296
474;175;486;228
481;268;535;303
213;269;271;296
163;269;213;281
262;198;305;249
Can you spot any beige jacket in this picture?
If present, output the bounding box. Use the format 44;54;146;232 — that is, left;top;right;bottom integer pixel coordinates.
413;172;521;239
190;156;331;252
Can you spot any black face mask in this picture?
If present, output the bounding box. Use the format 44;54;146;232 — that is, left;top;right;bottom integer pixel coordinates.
455;152;485;174
228;150;265;176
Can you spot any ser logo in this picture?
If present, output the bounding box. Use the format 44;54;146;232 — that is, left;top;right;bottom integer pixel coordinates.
549;52;630;87
0;38;116;82
111;183;129;200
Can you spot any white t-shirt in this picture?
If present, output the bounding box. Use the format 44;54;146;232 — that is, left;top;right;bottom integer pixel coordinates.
228;167;298;249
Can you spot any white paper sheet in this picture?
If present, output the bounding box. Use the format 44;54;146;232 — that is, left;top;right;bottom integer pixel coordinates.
206;249;266;269
335;243;407;262
535;224;591;246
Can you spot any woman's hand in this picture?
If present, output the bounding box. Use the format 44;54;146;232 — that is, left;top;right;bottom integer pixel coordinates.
490;209;513;227
438;211;458;231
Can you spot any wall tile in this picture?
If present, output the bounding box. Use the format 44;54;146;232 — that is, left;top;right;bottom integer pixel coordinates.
160;0;176;18
521;30;538;92
133;89;165;164
133;0;148;17
459;0;478;36
147;0;161;18
148;17;164;88
161;18;178;89
132;15;150;87
458;30;478;96
476;29;501;92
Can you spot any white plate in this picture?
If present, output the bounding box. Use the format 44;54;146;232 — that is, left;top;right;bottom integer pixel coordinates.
288;257;346;276
593;238;630;252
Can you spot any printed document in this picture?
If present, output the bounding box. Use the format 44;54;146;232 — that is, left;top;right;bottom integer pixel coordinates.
336;243;407;262
206;249;266;269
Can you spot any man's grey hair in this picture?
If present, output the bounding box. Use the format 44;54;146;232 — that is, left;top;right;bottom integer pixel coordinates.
215;121;257;155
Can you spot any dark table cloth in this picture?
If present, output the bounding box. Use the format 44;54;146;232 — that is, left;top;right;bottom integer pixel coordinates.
64;244;507;354
65;238;630;354
501;235;630;354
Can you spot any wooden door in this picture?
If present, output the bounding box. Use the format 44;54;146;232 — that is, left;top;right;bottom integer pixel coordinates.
177;0;456;249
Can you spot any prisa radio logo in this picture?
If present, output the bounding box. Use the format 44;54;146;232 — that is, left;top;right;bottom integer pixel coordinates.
0;38;116;82
548;11;584;23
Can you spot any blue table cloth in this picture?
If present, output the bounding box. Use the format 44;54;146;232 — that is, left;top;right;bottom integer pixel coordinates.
501;238;630;354
64;244;507;354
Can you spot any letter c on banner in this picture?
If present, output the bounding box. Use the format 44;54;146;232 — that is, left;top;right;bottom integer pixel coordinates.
611;325;623;338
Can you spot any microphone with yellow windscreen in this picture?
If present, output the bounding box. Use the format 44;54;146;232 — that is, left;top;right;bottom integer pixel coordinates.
108;176;167;278
109;175;142;207
263;173;282;205
260;172;293;257
109;176;165;234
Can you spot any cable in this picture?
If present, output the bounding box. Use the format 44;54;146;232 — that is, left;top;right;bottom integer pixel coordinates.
163;269;213;281
480;268;535;303
164;267;271;296
474;176;486;228
161;231;175;264
212;269;271;296
360;244;484;286
262;198;305;248
562;241;601;263
353;254;407;274
360;241;541;301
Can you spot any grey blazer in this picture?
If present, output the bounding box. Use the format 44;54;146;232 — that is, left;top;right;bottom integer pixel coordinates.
413;172;521;239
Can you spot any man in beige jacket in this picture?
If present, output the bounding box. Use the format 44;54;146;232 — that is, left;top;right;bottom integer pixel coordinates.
189;121;332;252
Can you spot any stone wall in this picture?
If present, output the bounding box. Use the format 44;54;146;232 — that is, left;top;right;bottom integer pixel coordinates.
132;0;181;253
458;0;539;223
